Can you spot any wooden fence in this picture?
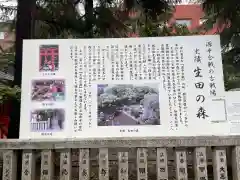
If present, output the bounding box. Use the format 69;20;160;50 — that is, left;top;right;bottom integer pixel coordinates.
0;136;240;180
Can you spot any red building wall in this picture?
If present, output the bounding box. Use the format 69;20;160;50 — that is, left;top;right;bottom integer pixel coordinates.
172;5;204;29
171;4;220;34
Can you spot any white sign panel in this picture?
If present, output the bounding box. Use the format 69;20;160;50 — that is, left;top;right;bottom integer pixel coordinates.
20;35;230;139
225;91;240;134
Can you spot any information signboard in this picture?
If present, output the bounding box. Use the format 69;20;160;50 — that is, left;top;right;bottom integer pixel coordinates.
20;35;231;139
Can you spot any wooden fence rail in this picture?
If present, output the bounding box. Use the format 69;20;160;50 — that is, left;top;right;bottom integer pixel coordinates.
0;136;240;180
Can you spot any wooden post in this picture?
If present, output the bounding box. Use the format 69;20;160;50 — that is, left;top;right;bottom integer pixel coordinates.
212;147;228;180
118;152;128;180
2;150;17;180
60;149;72;180
175;148;188;180
40;150;54;180
156;148;168;180
137;148;148;180
21;150;36;180
99;148;109;180
232;146;240;180
193;147;208;180
79;149;90;180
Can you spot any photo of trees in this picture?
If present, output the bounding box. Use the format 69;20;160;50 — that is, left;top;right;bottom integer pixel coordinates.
97;84;160;126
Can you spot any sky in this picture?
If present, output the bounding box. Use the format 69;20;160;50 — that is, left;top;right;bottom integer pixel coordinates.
0;0;16;5
0;0;17;21
0;0;94;18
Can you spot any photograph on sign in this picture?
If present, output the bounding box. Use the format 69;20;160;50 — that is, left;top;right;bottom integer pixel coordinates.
31;79;65;101
97;84;160;126
39;45;59;72
30;109;65;132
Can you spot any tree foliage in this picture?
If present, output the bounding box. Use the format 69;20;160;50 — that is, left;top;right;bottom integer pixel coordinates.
0;45;20;103
0;0;184;37
202;0;240;90
98;84;159;124
98;85;158;108
0;0;197;103
140;23;198;37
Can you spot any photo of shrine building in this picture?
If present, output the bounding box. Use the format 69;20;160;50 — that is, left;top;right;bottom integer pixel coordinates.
0;2;221;138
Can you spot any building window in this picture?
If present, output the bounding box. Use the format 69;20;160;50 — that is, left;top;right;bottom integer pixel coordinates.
175;19;192;27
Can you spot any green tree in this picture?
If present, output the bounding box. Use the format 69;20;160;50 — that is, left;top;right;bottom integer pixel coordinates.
0;0;189;39
140;23;198;37
0;35;20;138
0;22;20;102
202;0;240;90
0;46;20;103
